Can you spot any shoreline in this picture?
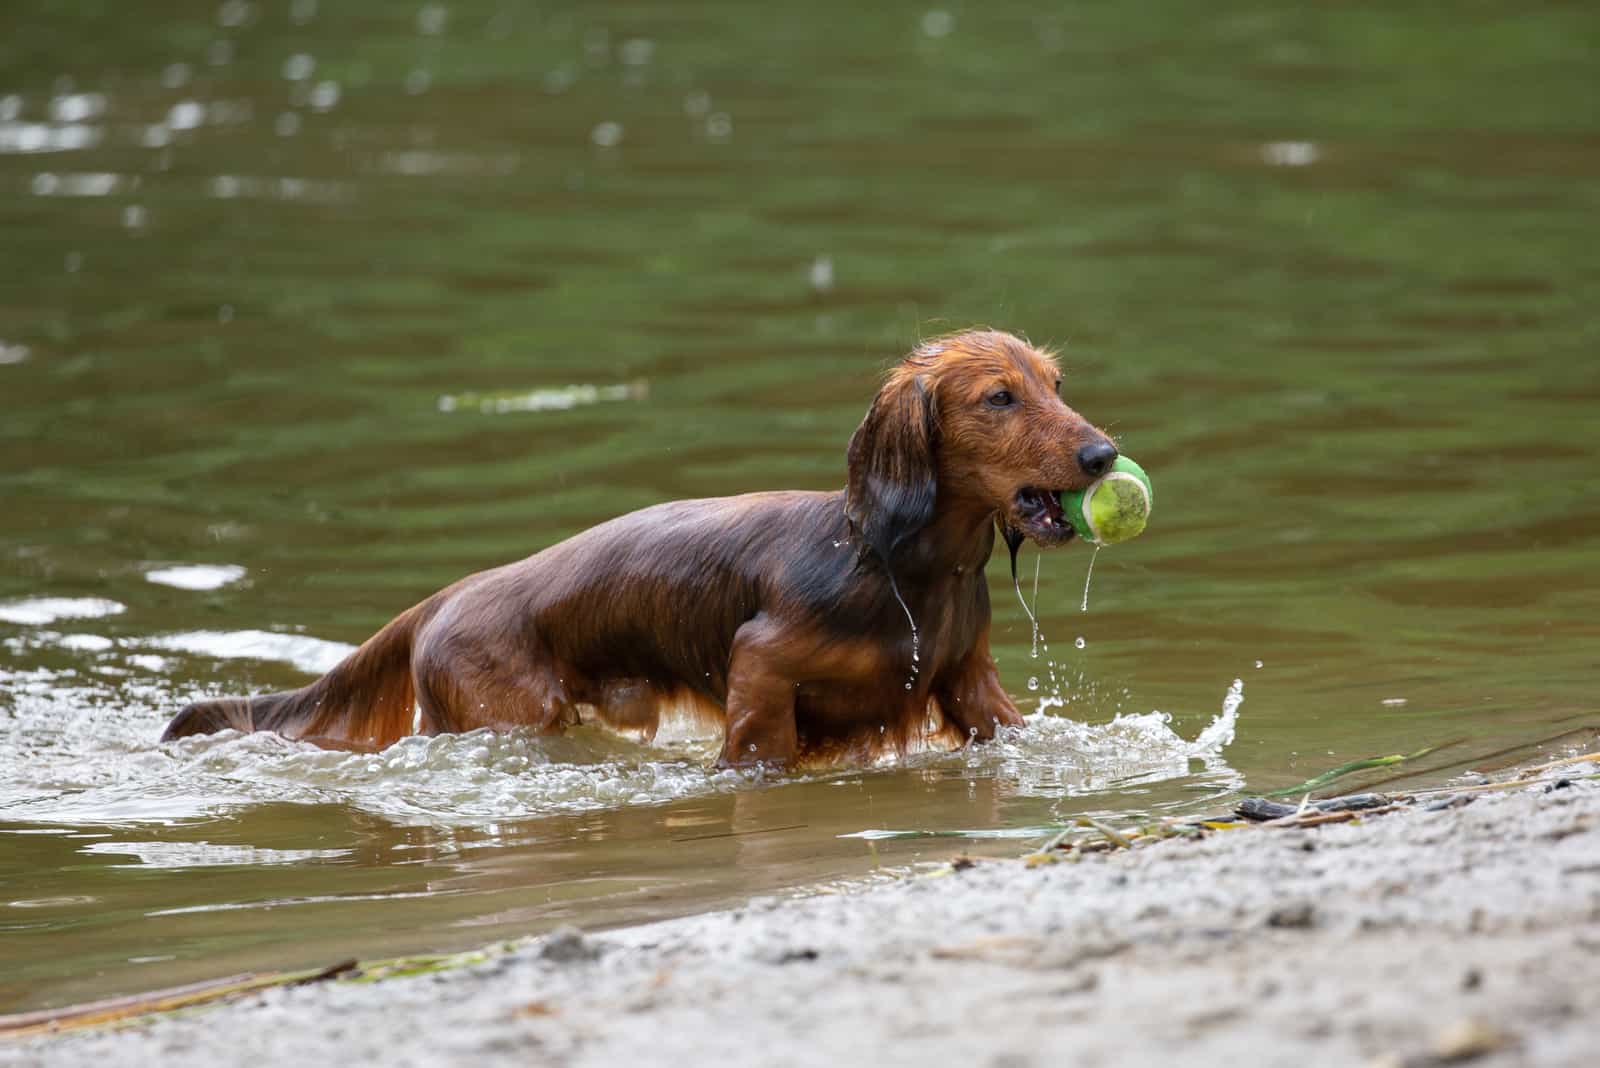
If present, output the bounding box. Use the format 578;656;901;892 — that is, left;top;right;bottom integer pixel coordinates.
6;767;1598;1068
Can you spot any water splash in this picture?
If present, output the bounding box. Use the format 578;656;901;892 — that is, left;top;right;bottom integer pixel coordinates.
901;676;1246;813
1192;677;1245;751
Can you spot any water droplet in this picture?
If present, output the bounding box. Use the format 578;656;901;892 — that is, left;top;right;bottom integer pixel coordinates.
282;53;316;82
544;66;577;94
417;3;448;36
217;0;253;29
683;90;711;117
1255;660;1264;669
619;38;655;66
167;99;205;130
705;112;733;141
879;724;885;734
747;743;757;753
1074;636;1086;649
1261;141;1320;167
921;10;955;37
122;204;147;230
309;81;341;112
1026;676;1039;691
161;63;191;89
405;69;432;95
809;255;834;293
590;121;623;148
968;727;978;738
904;681;913;691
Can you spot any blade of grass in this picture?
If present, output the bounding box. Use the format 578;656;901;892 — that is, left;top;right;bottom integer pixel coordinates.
1356;727;1598;793
1264;746;1439;798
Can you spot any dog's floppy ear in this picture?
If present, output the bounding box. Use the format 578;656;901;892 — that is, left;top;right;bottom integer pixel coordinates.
846;371;937;563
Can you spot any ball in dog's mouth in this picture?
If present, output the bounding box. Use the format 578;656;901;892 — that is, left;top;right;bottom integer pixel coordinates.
1061;456;1153;545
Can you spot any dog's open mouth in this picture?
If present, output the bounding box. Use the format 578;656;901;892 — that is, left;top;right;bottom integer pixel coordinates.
1013;487;1076;544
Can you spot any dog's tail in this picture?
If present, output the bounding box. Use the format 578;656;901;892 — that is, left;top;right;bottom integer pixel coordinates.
161;602;433;749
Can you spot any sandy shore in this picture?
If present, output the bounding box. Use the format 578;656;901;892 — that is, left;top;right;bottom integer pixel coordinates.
8;774;1598;1068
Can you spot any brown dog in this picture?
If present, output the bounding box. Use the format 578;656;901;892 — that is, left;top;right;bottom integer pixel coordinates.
162;329;1118;767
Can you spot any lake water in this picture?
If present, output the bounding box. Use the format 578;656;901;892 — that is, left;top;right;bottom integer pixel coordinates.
2;0;1597;1013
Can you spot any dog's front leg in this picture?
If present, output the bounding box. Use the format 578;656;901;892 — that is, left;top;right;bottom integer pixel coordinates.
718;616;803;768
935;631;1025;742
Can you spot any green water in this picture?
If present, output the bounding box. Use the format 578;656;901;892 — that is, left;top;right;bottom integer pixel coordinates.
2;0;1598;1013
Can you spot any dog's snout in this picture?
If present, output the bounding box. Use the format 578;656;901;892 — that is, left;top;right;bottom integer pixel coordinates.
1076;439;1118;479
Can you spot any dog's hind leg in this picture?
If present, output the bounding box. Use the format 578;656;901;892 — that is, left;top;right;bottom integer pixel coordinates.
410;619;579;735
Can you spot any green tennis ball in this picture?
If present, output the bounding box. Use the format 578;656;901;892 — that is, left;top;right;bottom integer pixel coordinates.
1064;456;1152;546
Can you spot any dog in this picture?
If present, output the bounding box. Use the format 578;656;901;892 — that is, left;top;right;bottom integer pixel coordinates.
162;329;1119;767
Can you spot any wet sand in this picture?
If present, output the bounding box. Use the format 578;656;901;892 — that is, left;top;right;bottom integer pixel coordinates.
7;773;1597;1068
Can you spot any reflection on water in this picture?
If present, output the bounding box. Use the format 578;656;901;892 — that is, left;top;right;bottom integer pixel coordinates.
3;0;1598;1015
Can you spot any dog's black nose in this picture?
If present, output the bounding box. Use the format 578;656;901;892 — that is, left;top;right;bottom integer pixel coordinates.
1077;440;1118;478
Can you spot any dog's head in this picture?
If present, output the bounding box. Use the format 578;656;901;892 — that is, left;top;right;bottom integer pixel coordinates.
846;329;1116;559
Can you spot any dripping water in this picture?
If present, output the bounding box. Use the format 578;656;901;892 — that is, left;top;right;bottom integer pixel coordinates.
886;570;919;692
1080;544;1101;613
1012;555;1042;658
1010;548;1070;698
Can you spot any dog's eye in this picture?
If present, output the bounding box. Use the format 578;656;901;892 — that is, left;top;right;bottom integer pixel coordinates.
986;390;1014;409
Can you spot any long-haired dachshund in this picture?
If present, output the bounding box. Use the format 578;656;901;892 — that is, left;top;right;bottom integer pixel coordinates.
163;329;1119;767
